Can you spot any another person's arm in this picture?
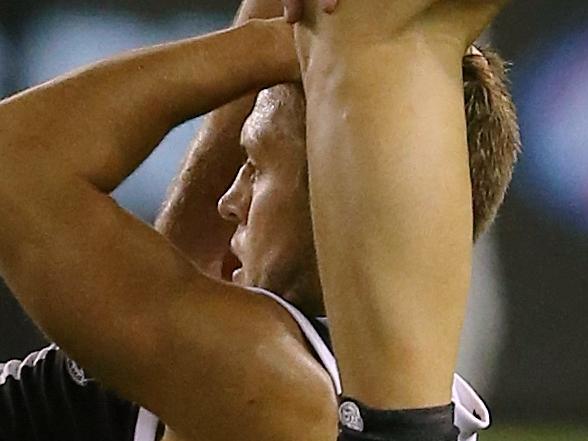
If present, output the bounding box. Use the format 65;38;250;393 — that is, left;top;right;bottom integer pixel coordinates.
155;0;284;278
0;20;336;441
297;0;507;409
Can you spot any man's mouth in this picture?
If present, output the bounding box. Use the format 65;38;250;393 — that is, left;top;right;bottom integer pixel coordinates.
221;250;242;282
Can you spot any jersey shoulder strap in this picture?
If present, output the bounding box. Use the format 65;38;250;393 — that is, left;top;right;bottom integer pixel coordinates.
249;287;342;394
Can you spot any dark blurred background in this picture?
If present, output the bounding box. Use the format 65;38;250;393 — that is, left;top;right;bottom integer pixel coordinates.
1;1;587;439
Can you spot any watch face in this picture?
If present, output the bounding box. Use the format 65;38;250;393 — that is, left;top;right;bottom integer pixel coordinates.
339;401;364;432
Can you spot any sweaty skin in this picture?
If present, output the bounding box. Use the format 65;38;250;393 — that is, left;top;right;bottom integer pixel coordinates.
0;2;508;441
155;1;323;439
296;0;509;409
0;20;337;441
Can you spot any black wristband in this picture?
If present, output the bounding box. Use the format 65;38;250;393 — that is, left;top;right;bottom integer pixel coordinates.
338;397;459;441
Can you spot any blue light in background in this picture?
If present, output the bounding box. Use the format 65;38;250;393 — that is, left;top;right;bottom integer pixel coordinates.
22;8;228;222
513;27;588;233
0;29;9;90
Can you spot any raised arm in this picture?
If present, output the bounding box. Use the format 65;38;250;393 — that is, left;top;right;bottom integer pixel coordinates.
297;0;508;409
155;0;284;278
0;20;297;195
0;20;337;441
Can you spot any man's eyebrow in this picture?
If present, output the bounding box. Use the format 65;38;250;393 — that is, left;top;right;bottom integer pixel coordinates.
240;131;263;158
240;123;273;159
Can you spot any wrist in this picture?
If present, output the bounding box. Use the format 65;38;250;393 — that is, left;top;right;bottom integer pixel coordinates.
246;18;300;85
300;35;464;100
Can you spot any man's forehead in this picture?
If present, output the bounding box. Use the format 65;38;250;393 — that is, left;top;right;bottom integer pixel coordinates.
241;86;306;149
248;87;289;127
242;92;279;139
240;108;271;149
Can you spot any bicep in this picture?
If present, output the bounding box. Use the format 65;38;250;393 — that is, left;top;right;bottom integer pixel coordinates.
0;176;204;402
0;176;336;440
156;296;339;441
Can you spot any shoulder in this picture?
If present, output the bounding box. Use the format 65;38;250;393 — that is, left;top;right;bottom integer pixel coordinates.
153;284;338;441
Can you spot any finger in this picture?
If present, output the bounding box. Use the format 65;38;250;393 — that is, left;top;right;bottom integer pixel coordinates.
282;0;304;23
320;0;339;14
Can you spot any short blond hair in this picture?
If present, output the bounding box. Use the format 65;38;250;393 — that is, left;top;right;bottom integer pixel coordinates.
464;48;521;240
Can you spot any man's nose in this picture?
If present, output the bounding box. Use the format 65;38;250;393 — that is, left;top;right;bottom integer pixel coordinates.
218;174;248;224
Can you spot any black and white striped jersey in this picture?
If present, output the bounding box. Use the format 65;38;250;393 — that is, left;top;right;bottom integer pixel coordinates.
0;344;163;441
0;287;490;441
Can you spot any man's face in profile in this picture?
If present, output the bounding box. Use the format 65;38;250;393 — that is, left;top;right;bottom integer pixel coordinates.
217;85;323;314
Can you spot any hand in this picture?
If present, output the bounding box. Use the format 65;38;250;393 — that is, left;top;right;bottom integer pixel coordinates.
282;0;338;23
260;18;301;82
290;0;440;61
292;1;507;69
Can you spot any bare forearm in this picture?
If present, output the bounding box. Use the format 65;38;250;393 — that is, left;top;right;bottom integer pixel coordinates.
306;44;470;408
300;2;478;410
156;0;285;275
0;20;295;194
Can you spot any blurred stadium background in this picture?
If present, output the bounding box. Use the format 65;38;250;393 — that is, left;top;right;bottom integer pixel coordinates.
1;1;587;439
